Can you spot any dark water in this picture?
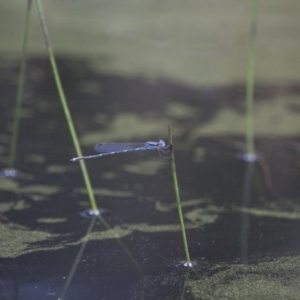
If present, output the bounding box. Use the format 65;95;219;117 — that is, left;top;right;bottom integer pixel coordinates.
0;58;300;299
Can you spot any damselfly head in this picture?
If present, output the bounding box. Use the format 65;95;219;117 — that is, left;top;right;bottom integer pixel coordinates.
158;140;166;147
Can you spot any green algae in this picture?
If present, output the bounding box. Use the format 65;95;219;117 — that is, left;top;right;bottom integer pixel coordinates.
123;159;166;176
0;223;65;258
37;217;67;224
155;198;211;213
75;187;134;197
190;256;300;299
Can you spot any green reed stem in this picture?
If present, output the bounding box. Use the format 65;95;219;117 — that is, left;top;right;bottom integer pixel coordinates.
35;0;97;211
245;0;259;155
168;125;191;263
8;0;33;168
35;2;143;278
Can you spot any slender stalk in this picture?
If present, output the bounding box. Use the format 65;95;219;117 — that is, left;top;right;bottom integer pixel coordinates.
180;268;190;300
240;162;254;263
245;0;259;155
168;125;191;263
8;0;33;168
35;1;143;277
35;0;97;211
58;216;97;300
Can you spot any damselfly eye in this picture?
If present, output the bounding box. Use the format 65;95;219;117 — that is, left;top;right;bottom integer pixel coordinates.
158;140;165;147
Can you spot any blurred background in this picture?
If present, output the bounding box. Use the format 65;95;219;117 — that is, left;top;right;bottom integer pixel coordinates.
0;1;300;299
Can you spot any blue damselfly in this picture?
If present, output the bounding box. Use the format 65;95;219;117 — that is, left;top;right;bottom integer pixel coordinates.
70;140;170;161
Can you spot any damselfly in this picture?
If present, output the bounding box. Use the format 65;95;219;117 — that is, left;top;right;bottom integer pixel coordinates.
70;140;171;161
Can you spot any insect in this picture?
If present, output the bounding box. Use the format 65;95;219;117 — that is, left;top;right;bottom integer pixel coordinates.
70;140;171;161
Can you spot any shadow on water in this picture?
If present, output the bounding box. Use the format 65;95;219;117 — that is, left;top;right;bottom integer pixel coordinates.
0;57;300;299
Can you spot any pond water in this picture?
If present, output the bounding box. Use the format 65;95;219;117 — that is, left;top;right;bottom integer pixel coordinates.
0;1;300;300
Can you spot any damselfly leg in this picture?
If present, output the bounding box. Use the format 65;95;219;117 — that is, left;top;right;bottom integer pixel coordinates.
157;144;172;158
